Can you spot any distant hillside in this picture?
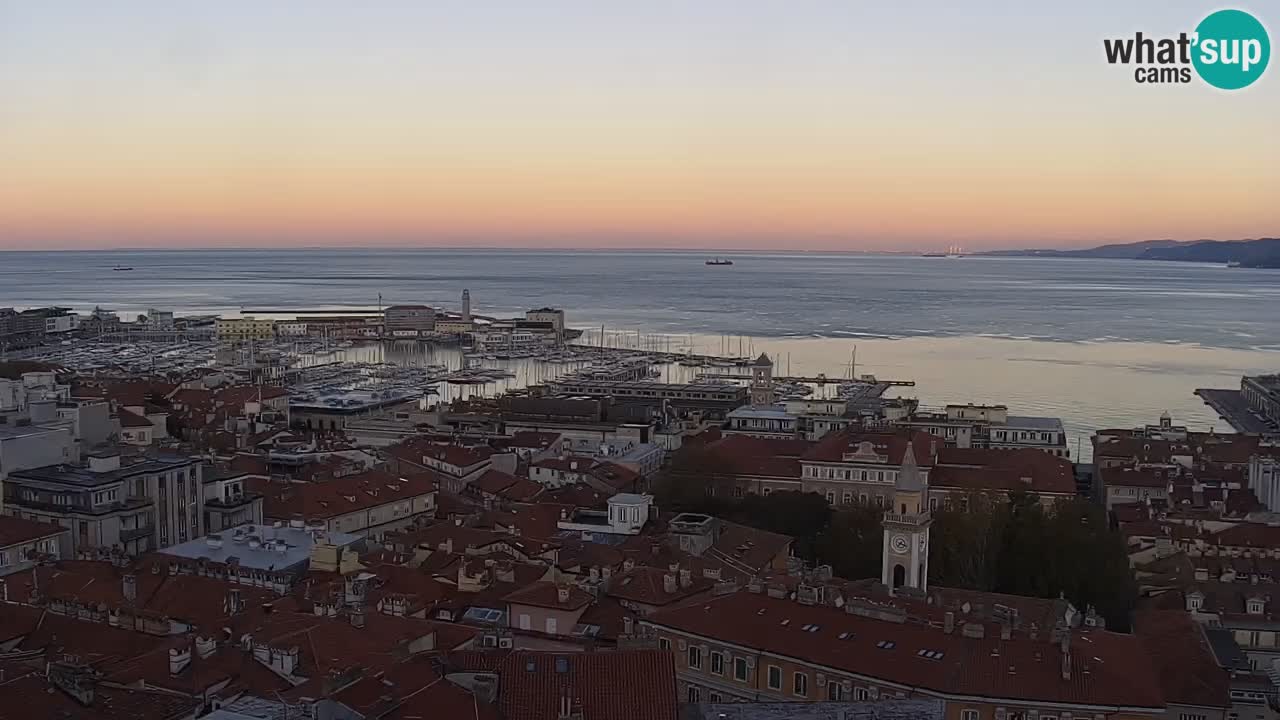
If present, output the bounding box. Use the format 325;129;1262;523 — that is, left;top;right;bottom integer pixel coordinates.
981;238;1280;268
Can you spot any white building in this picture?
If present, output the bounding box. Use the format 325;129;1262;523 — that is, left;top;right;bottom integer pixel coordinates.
894;403;1068;457
146;309;175;330
1249;452;1280;513
556;492;653;537
44;313;80;334
525;307;566;338
723;406;799;439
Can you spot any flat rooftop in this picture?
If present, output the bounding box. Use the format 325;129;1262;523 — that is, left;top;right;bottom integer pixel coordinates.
159;521;360;570
727;406;795;420
8;455;197;488
1004;415;1065;430
610;493;651;505
0;422;66;440
549;379;745;393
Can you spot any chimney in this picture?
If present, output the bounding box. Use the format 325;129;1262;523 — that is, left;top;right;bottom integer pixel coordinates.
1000;622;1012;641
943;611;955;634
663;573;677;594
622;616;634;636
122;574;137;603
557;586;571;604
1060;635;1072;681
351;605;366;629
195;636;217;659
679;568;692;589
88;452;121;473
169;646;192;676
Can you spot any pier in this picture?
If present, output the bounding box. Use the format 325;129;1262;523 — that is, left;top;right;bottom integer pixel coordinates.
696;372;915;387
1195;388;1277;435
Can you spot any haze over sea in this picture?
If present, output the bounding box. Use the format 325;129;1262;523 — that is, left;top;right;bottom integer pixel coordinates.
3;249;1277;456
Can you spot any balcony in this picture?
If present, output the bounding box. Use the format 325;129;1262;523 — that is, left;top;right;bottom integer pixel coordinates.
883;511;930;525
119;524;155;542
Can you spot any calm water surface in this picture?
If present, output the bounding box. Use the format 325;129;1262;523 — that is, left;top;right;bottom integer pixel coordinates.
3;249;1277;458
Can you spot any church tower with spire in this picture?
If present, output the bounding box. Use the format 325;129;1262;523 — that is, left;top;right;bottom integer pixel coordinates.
749;352;775;407
882;440;931;593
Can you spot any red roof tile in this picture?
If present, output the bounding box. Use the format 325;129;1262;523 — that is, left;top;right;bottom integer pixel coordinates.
1134;609;1230;710
451;649;677;720
503;581;593;611
932;448;1076;495
646;591;1163;710
251;468;435;521
116;407;154;428
0;514;67;547
804;429;939;465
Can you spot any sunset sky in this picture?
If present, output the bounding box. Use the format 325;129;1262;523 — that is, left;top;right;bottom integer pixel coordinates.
1;1;1276;251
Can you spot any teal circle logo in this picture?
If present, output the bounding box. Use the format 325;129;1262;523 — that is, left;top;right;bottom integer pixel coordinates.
1192;9;1270;89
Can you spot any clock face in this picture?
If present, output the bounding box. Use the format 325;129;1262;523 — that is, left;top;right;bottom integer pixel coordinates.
891;534;909;554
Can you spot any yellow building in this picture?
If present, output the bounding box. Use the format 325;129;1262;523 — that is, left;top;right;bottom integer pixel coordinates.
215;316;276;344
434;319;474;334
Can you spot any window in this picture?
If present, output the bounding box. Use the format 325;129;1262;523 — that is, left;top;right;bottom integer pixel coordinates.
961;711;980;720
519;614;531;630
930;497;939;511
854;687;869;701
842;492;852;504
688;646;702;670
766;665;781;690
827;682;847;701
658;637;671;651
687;685;700;703
825;491;835;504
0;551;8;567
734;658;750;682
709;692;722;702
1178;715;1207;720
793;671;807;697
710;651;724;675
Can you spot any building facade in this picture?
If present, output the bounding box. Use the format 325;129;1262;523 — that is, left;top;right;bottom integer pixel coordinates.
4;453;204;554
215;316;276;344
384;305;436;335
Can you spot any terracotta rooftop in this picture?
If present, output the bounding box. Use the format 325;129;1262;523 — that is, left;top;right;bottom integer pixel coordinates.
1134;609;1230;710
645;591;1164;710
932;448;1076;495
503;581;593;611
450;649;677;720
473;469;544;502
606;565;714;607
251;467;435;521
116;407;154;429
804;429;939;465
0;514;67;547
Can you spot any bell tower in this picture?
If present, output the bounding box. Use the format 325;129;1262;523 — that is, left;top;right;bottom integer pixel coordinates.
750;353;774;407
882;441;931;593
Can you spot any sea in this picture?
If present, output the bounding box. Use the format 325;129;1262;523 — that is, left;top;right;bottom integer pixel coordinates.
2;248;1278;459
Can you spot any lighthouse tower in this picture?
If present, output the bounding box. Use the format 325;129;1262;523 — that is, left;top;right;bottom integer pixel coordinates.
461;289;472;323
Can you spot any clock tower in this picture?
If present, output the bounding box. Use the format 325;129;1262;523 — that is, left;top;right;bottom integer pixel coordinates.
882;441;931;593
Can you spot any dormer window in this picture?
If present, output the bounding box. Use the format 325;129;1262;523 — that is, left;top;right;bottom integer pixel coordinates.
1248;599;1265;615
1187;594;1204;612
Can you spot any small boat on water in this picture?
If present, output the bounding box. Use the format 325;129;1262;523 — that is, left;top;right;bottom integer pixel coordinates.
112;266;134;271
705;258;734;266
1227;260;1242;268
920;252;946;258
